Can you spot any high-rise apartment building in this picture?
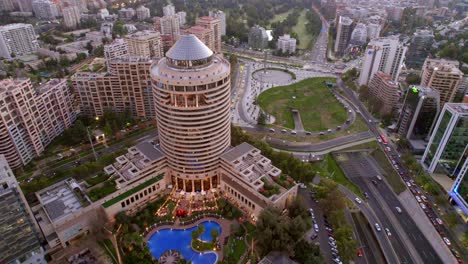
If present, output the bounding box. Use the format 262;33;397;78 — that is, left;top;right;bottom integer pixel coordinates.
397;86;440;152
334;16;354;56
248;25;268;50
176;11;186;26
32;0;58;20
163;4;175;16
0;23;39;59
73;57;156;119
63;6;81;29
209;10;226;36
104;38;128;61
136;5;150;21
368;71;400;115
125;30;163;58
183;26;214;52
422;103;468;176
154;15;180;49
0;78;76;168
0;155;45;264
406;29;434;69
277;34;297;54
358;36;407;86
196;16;221;53
151;35;230;187
420;58;463;107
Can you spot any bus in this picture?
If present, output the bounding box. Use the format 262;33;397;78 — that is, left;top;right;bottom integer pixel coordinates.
380;134;388;145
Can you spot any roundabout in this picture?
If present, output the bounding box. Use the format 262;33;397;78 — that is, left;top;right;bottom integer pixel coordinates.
252;67;295;85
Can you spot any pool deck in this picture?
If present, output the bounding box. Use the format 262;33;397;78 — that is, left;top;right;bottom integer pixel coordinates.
145;217;233;261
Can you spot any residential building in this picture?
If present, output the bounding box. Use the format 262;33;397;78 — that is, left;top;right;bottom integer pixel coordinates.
0;78;76;168
124;24;137;34
368;71;400;115
176;11;186;26
420;58;464;107
0;155;45;264
406;29;434;69
63;6;81;29
184;26;214;52
0;23;39;59
334;16;354;56
162;4;175;16
366;23;381;40
277;34;297;54
100;22;113;39
350;23;367;45
196;16;221;53
125;30;163;58
248;25;268;50
154;15;180;50
136;5;150;21
73;57;156;119
358;36;407;86
209;10;226;35
18;0;33;12
397;86;440;153
32;0;58;20
118;8;135;19
104;38;128;62
422;103;468;177
0;0;14;11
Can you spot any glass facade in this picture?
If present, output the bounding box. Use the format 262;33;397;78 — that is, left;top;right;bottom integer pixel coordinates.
439;116;468;177
450;159;468;215
423;110;453;168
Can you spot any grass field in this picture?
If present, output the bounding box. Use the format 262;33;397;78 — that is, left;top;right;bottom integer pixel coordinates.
371;150;407;194
293;10;314;49
269;10;293;25
257;77;347;132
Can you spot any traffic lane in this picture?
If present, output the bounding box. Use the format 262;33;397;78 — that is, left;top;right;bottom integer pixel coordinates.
298;188;334;262
351;212;385;264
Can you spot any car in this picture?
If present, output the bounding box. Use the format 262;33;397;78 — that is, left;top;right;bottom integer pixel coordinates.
443;237;451;246
314;224;319;232
355;197;362;204
420;203;427;210
331;247;338;253
357;249;363;257
406;181;412;187
376;175;382;181
364;192;370;199
430;218;438;226
374;223;381;232
310;233;318;240
329;237;336;242
268;128;275;132
291;130;297;135
436;218;443;225
333;258;342;264
415;196;422;203
329;241;337;247
377;138;382;143
327;129;332;133
281;129;287;133
385;228;392;236
319;132;325;135
372;180;378;185
421;195;428;202
306;131;312;135
395;207;402;213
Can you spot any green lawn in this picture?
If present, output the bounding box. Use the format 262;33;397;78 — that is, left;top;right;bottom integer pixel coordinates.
371;150;407;194
257;77;347;132
293;10;314;49
269;10;293;25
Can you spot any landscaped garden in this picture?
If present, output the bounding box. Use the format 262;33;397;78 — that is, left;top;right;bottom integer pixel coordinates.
257;77;347;132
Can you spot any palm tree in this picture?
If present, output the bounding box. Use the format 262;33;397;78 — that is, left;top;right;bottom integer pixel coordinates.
197;225;205;238
191;230;199;240
210;228;219;242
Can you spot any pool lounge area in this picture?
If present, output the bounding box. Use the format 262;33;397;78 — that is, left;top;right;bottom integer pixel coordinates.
147;221;222;264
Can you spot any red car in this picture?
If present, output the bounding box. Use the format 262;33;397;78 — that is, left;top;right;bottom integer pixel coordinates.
357;249;363;257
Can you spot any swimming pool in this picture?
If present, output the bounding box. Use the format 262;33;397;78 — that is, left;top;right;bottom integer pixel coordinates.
147;221;222;264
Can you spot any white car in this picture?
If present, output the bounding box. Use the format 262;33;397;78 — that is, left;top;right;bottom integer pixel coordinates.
406;181;412;187
355;197;362;204
385;228;392;236
415;196;422;203
443;237;451;246
436;218;443;225
395;207;402;213
374;223;381;232
420;203;427;210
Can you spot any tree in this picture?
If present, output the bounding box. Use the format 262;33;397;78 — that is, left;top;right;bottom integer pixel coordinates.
86;41;93;54
257;111;267;125
191;230;199;240
210;228;218;242
197;225;205;237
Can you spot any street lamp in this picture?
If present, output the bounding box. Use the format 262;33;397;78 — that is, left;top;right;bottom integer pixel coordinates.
87;127;98;161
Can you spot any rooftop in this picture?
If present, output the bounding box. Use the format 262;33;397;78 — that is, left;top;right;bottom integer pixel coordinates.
446;103;468;114
165;34;213;61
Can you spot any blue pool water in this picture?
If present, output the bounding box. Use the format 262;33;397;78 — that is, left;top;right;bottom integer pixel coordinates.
148;221;222;264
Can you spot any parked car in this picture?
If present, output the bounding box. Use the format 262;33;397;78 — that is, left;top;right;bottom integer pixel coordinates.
436;218;443;225
443;237;451;246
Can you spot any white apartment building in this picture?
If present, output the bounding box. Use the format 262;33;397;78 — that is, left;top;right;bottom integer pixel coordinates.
125;30;163;58
209;10;226;36
136;5;150;21
32;0;58;20
104;38;128;64
358;36;407;86
63;6;81;29
0;23;39;59
162;4;175;16
176;11;186;26
0;78;76;168
277;34;297;54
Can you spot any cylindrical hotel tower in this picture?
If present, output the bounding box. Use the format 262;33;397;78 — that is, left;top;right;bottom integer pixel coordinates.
150;35;231;192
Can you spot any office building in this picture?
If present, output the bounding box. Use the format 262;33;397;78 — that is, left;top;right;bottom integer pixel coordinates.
350;23;367;45
397;86;440;152
277;34;297;54
358;36;407;86
176;11;186;26
450;158;468;216
0;78;76;168
334;16;354;56
406;29;434;69
196;16;221;53
136;5;150;21
183;26;214;52
368;71;400;115
209;10;226;36
0;0;14;11
0;155;45;264
163;4;175;16
421;58;464;107
73;57;156;119
0;23;39;59
63;6;81;29
154;15;180;50
125;30;163;58
422;103;468;177
248;25;268;50
32;0;58;20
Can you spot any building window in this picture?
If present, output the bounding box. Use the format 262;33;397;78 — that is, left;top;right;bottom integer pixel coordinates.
121;202;126;208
